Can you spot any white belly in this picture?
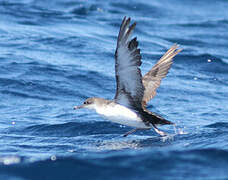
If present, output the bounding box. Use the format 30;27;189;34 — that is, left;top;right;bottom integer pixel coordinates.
95;104;149;128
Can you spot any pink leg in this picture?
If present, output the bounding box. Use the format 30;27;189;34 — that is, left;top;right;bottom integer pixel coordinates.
152;124;167;136
123;128;150;137
123;128;139;137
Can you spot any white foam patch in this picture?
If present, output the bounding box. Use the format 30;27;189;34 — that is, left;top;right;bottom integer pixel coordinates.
0;156;21;165
173;125;188;135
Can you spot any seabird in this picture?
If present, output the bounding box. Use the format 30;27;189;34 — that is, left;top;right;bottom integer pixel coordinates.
74;17;182;137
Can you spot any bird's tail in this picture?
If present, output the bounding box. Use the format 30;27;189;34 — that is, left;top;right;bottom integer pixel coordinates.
152;112;174;125
140;110;173;136
143;110;174;125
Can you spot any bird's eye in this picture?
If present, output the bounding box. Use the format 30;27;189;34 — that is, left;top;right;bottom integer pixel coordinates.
84;101;92;105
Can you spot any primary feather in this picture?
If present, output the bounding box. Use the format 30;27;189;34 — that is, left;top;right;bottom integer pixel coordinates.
114;17;144;110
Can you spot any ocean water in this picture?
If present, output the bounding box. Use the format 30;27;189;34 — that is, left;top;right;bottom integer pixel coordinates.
0;0;228;179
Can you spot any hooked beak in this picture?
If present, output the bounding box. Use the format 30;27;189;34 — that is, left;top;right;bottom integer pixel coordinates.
73;104;85;110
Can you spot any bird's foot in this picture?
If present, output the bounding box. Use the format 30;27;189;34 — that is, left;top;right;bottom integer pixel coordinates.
123;128;150;137
152;125;167;137
123;128;139;137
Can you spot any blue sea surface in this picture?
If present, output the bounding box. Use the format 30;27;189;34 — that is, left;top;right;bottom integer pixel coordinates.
0;0;228;179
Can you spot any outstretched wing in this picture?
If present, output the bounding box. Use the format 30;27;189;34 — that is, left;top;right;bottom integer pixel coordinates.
142;44;182;107
114;17;144;109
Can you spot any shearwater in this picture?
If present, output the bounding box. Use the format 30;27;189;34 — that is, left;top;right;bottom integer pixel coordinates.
74;17;182;137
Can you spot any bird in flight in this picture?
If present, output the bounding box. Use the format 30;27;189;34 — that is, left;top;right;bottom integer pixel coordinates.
74;17;182;137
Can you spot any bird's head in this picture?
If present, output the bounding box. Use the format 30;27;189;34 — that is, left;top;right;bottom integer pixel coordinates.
74;97;105;110
74;97;96;110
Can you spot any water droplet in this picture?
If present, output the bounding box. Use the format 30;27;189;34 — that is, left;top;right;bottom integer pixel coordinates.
67;149;74;153
51;155;57;161
97;8;103;12
1;156;21;165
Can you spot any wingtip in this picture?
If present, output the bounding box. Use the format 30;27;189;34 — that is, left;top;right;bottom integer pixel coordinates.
117;16;137;45
171;43;183;52
130;21;137;30
172;44;183;56
121;16;135;26
160;43;182;62
125;16;131;21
